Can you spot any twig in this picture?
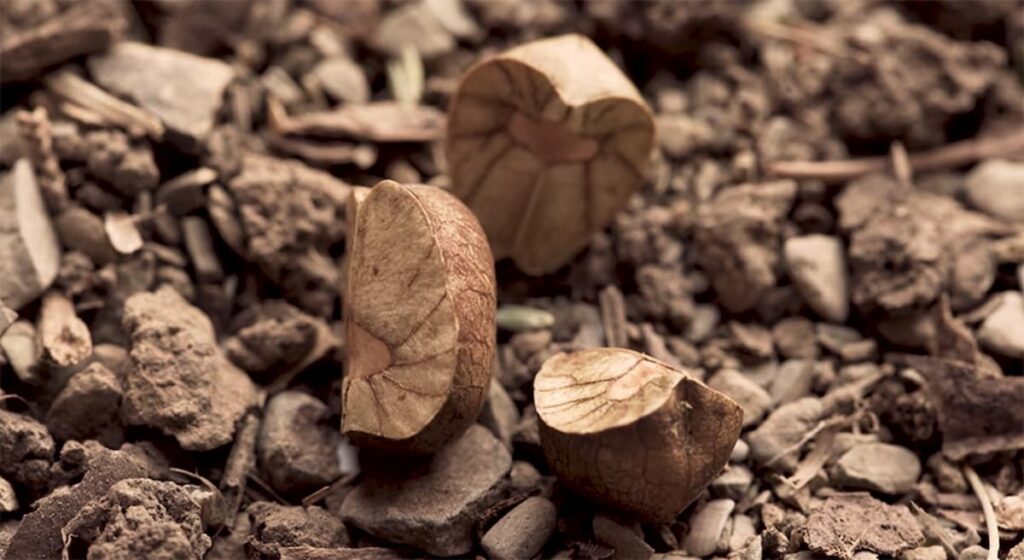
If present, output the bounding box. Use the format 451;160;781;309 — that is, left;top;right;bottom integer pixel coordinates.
909;502;959;559
599;285;628;349
767;132;1024;184
963;464;999;560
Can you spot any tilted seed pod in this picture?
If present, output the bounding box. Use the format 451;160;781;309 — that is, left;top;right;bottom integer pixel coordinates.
342;180;496;453
535;348;743;521
447;34;655;275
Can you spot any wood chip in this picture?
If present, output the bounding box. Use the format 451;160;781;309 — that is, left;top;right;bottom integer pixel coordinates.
599;285;628;348
182;216;224;282
0;1;126;84
37;291;92;368
271;100;445;142
0;159;62;310
45;70;164;139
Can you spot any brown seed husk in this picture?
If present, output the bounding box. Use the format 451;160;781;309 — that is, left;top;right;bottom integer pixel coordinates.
535;348;743;521
447;34;655;275
342;180;496;452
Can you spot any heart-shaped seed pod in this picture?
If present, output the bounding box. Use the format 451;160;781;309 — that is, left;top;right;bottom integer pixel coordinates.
342;180;496;453
447;34;655;275
535;348;742;521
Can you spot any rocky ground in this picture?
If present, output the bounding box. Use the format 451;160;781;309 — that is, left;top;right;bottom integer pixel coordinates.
1;0;1023;559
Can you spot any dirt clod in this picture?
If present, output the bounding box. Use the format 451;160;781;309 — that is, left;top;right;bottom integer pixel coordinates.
802;493;924;559
121;287;258;451
63;477;211;559
246;501;349;558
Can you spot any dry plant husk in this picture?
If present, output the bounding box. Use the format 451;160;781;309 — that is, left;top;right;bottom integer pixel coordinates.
447;34;655;275
342;180;497;453
535;348;742;521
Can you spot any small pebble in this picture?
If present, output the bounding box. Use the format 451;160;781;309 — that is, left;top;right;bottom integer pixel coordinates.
481;496;557;560
964;159;1024;223
707;369;771;427
977;292;1024;359
834;442;922;495
784;234;849;323
710;465;753;500
684;499;735;557
497;305;555;332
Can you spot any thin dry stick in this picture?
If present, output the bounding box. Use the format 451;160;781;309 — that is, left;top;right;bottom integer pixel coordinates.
767;132;1024;183
599;285;628;349
963;464;999;560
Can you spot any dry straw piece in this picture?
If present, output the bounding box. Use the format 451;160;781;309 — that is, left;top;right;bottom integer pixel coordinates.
447;34;655;275
535;348;743;521
342;180;497;453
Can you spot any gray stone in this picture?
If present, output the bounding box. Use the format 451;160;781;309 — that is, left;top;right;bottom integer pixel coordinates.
707;369;771;427
834;443;921;495
748;397;823;472
0;160;60;310
710;465;753;501
784;234;849;323
594;514;654;560
341;425;511;556
977;292;1024;359
258;391;343;497
684;499;735;557
89;42;234;148
769;359;817;406
479;378;519;449
964;159;1024;223
481;496;557;560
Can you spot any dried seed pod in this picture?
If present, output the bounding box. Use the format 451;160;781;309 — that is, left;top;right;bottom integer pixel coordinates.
342;180;496;452
447;34;655;275
535;348;742;521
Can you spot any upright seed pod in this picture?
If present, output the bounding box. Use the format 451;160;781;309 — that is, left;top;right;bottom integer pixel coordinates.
447;34;655;275
342;180;496;453
535;348;743;521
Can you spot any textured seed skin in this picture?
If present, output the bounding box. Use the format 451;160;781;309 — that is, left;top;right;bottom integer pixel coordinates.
536;348;742;521
342;181;497;453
